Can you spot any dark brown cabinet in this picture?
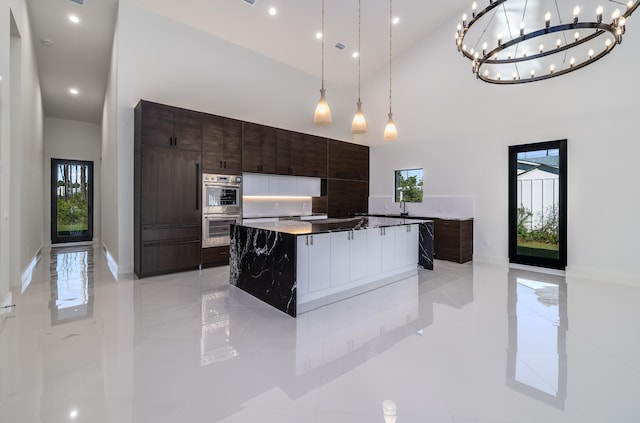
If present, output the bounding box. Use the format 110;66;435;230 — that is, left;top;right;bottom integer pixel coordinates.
202;115;242;174
139;100;202;151
301;134;327;177
242;122;276;174
327;139;369;181
202;246;230;268
327;180;369;218
134;100;202;278
275;129;294;175
433;218;473;263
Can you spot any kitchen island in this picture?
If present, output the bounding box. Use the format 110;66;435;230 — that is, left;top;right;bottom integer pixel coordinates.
229;216;434;317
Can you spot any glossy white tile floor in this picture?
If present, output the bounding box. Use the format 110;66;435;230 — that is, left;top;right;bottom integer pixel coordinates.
1;245;639;423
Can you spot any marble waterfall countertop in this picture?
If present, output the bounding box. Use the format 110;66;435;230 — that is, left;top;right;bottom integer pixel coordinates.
240;216;433;236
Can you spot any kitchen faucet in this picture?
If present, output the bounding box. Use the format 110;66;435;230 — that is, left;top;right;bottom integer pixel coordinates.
400;200;408;217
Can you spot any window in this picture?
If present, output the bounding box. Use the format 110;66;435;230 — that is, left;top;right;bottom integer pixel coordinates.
394;168;423;203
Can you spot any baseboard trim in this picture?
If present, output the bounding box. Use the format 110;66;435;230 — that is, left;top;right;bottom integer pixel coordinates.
565;266;640;287
472;254;509;267
102;243;119;281
21;247;43;293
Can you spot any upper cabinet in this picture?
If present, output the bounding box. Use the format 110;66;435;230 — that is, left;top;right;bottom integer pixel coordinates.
301;134;327;178
242;122;276;174
327;139;369;181
138;100;202;151
202;115;243;174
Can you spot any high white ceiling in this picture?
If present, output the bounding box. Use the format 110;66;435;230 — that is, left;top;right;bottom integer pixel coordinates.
26;0;470;124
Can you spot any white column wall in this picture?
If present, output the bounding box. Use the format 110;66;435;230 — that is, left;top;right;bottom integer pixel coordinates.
43;117;101;247
0;0;44;308
363;13;640;284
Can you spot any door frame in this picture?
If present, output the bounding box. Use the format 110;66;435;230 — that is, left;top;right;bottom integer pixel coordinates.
51;158;94;244
508;140;567;270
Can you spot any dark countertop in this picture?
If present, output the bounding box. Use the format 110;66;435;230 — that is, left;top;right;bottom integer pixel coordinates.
365;213;474;221
238;216;433;236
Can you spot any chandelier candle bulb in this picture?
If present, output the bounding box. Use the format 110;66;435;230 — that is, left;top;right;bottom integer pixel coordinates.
472;1;477;17
520;21;525;36
550;64;555;74
530;69;535;78
512;71;518;80
482;42;487;56
573;6;580;24
462;13;467;28
570;57;576;67
574;31;580;41
597;5;603;23
556;38;562;48
605;38;612;47
588;48;594;59
539;44;544;53
545;11;551;29
497;33;502;46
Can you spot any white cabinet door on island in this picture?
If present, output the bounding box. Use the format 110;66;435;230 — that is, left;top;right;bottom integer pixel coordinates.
296;233;331;296
330;230;367;286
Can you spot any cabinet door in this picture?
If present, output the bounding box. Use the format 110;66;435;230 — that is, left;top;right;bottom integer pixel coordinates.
395;224;418;268
308;234;331;293
327;140;369;181
141;146;201;225
174;108;202;151
330;231;350;286
366;227;383;276
304;134;327;177
349;230;367;281
222;118;243;174
260;126;277;174
296;236;310;296
242;173;270;196
289;132;306;175
140;101;175;148
327;179;368;217
140;240;201;276
275;129;292;175
202;114;224;171
242;122;262;173
381;226;396;272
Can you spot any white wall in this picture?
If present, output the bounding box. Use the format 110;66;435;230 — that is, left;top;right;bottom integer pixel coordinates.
104;0;356;275
363;13;640;284
0;0;44;313
43;117;101;247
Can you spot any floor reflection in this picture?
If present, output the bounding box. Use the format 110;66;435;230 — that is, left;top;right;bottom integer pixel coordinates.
507;269;568;409
49;245;94;325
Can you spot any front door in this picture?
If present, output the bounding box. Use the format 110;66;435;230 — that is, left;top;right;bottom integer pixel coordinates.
508;140;567;270
51;159;93;244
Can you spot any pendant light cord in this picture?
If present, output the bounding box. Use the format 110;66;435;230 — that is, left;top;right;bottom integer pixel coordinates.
321;0;325;91
389;0;393;114
357;0;361;102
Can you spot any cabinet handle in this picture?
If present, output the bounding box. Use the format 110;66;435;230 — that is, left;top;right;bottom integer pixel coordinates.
310;235;314;245
220;160;223;168
305;236;309;246
196;163;200;210
224;160;227;168
169;137;173;146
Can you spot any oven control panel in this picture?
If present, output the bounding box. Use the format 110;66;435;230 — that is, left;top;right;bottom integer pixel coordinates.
203;174;242;185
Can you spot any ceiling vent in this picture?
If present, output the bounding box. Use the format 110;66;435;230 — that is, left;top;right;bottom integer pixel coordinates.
69;0;84;5
243;0;257;5
335;43;346;50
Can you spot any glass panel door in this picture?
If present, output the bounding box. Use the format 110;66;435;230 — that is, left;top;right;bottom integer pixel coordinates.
509;140;567;270
51;159;93;244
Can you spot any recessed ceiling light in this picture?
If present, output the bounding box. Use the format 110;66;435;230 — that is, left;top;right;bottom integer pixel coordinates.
69;88;79;95
315;32;323;39
352;51;359;58
68;15;80;23
268;7;277;16
392;16;400;25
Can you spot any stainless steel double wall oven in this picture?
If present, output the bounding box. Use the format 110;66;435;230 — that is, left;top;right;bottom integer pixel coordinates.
202;174;242;247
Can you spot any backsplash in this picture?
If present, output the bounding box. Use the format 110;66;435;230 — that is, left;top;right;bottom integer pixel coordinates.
243;197;312;218
368;195;474;219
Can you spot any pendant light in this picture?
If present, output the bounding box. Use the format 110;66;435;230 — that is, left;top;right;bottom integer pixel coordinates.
383;0;398;141
351;0;367;134
314;0;332;125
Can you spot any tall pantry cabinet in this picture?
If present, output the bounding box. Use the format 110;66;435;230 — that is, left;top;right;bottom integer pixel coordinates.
134;100;203;278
